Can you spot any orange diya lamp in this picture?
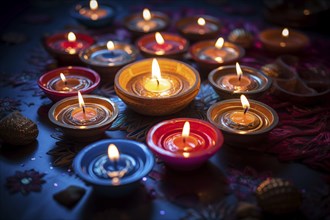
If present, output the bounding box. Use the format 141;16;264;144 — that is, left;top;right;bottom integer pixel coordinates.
48;91;118;141
190;37;245;73
208;62;271;99
259;27;309;54
114;58;200;116
207;95;278;147
136;32;189;59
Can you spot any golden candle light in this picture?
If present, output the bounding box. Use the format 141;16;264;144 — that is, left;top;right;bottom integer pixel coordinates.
197;17;206;26
60;73;67;85
68;32;76;42
215;37;224;49
108;144;120;162
143;8;151;21
280;28;289;47
107;40;115;50
143;58;171;92
155;32;165;45
90;0;98;10
71;91;97;121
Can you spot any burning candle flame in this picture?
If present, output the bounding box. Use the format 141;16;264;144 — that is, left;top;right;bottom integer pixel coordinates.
108;144;120;162
152;58;162;81
143;8;151;21
282;28;289;38
240;94;250;114
60;73;66;83
215;37;224;49
68;32;76;42
197;17;206;26
90;0;98;10
182;121;190;138
78;91;85;109
155;32;165;45
107;41;115;50
236;62;243;81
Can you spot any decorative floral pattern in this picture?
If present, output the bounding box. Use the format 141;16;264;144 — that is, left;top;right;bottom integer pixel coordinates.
5;169;46;195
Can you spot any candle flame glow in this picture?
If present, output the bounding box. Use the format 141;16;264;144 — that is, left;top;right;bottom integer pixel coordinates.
68;32;76;42
182;121;190;138
78;91;85;109
89;0;98;10
282;28;289;38
143;8;151;21
215;37;224;49
108;144;120;161
60;73;66;83
152;58;162;81
197;17;206;26
236;62;243;80
155;32;165;45
240;94;250;113
107;41;115;50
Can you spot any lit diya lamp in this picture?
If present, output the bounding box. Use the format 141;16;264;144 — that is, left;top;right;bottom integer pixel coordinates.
43;31;94;65
146;118;223;170
38;66;100;102
73;139;154;196
79;40;139;84
48;92;118;141
208;62;272;99
71;0;116;28
136;32;189;59
207;95;278;147
124;8;169;37
114;58;200;116
176;16;221;42
259;27;309;53
190;37;245;72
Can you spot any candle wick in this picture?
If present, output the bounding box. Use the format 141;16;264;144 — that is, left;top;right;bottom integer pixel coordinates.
183;137;186;143
64;80;67;85
244;107;248;114
82;106;86;115
156;79;160;86
238;74;242;82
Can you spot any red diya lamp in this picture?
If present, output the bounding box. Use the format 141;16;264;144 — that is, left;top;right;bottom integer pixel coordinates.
176;16;221;42
146;118;224;171
136;32;189;59
124;8;170;38
38;66;100;102
43;31;94;65
259;27;309;54
190;37;245;73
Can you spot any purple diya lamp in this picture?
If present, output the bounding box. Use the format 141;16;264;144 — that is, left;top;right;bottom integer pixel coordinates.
79;40;139;84
71;0;116;28
146;118;224;171
43;31;95;65
176;15;221;42
38;66;100;102
208;62;272;99
73;139;154;196
190;37;245;73
48;92;118;142
136;32;189;59
207;95;278;147
124;8;169;38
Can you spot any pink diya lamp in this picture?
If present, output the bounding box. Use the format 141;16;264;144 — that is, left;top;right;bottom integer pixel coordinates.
146;118;224;171
38;66;100;102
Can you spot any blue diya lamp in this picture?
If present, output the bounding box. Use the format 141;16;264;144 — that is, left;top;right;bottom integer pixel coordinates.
70;0;116;28
73;139;154;196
